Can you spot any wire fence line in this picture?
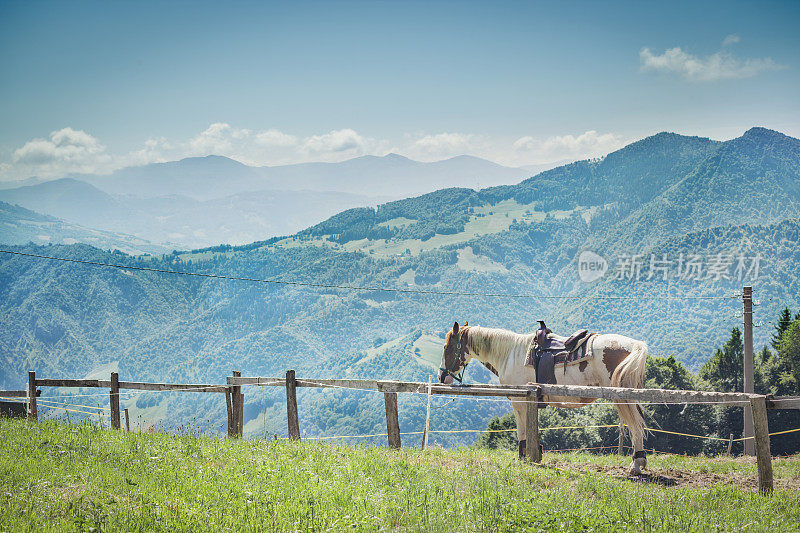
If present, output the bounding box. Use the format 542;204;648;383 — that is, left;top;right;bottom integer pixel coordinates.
289;379;760;406
0;249;739;300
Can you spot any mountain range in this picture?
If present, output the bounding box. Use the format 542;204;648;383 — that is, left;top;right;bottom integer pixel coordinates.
1;126;798;443
0;153;530;249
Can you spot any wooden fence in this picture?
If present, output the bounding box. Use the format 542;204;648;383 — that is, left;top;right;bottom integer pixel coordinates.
18;370;800;493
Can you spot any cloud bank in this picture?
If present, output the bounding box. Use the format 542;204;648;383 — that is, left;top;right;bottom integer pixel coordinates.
0;124;626;182
513;130;624;162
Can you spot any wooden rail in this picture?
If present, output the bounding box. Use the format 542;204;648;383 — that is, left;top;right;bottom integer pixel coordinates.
228;374;799;493
22;370;800;494
0;390;40;398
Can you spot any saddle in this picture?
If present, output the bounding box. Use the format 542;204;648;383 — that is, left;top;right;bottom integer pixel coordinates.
525;320;596;386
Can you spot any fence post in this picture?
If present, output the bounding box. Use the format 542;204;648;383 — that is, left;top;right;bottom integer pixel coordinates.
422;376;432;450
225;389;235;438
110;372;121;430
742;286;755;456
617;423;624;454
726;433;734;456
384;392;401;449
749;396;773;493
124;408;130;432
286;370;300;440
27;371;37;421
232;371;244;438
525;388;541;463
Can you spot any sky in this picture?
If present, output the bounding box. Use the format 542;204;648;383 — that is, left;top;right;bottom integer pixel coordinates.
0;0;798;181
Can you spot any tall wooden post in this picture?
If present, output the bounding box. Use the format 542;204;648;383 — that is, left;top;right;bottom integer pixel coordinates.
232;371;244;438
27;371;37;421
225;389;235;438
422;376;432;450
749;396;773;493
110;372;121;429
525;388;541;463
743;286;755;455
124;408;130;432
285;370;300;440
384;392;401;449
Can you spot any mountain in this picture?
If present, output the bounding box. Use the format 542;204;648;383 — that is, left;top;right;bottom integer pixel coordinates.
0;153;528;249
78;153;529;201
0;180;387;249
0;178;138;231
1;127;798;442
81;155;263;201
0;201;169;255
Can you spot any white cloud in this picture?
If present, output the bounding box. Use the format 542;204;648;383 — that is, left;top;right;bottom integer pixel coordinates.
513;130;624;163
639;44;784;82
722;34;740;47
127;137;173;166
10;127;112;178
188;122;238;155
302;129;369;154
406;132;478;159
255;129;298;148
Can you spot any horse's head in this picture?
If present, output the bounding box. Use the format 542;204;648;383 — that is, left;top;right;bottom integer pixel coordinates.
438;321;468;384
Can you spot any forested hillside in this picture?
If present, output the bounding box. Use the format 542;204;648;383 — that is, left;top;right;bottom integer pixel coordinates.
1;127;799;444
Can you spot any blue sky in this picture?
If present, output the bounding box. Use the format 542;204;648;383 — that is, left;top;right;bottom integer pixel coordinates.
1;0;798;180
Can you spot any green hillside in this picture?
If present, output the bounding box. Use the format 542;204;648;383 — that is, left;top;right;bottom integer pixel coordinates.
1;127;799;439
2;419;798;532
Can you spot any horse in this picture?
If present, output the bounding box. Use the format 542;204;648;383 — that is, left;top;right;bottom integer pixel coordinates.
438;321;649;475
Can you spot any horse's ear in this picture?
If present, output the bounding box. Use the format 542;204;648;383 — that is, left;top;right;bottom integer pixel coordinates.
464;321;468;327
452;321;459;334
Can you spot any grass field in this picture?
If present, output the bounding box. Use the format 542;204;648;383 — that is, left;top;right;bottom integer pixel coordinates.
1;418;799;532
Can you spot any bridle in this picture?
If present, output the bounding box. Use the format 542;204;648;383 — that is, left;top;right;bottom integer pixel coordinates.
440;330;467;384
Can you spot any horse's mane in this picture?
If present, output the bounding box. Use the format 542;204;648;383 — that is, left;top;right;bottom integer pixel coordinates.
467;326;533;360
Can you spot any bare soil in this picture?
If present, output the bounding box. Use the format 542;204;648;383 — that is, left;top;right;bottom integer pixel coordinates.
551;461;800;492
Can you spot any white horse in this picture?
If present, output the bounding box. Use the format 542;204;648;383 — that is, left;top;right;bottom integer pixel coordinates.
438;322;649;474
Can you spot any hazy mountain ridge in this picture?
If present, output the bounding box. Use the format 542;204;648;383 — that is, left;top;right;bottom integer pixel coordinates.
0;201;169;254
0;153;529;249
0;178;390;249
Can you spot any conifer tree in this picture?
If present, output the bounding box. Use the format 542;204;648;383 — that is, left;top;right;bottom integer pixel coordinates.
772;308;793;350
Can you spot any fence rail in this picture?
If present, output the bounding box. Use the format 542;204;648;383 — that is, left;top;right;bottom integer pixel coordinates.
20;370;800;493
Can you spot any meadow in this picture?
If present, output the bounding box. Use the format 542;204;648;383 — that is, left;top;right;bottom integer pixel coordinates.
1;418;799;532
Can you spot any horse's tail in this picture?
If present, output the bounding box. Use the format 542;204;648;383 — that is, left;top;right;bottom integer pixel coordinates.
611;341;648;439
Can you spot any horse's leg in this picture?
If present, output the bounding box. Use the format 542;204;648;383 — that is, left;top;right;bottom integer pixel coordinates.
628;404;647;474
615;401;647;474
510;400;526;459
608;339;649;475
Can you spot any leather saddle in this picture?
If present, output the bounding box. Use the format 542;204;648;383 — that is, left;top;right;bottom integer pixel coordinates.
525;320;595;386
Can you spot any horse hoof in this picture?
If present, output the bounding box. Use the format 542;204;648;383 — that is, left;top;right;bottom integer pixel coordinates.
628;458;646;476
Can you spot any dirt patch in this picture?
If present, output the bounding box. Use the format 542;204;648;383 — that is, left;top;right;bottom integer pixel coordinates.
550;461;800;492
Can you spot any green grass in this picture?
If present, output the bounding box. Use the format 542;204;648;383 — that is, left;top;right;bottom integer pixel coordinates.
1;418;799;532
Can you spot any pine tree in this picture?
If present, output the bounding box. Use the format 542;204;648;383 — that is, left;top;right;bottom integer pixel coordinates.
772;308;793;350
699;327;743;393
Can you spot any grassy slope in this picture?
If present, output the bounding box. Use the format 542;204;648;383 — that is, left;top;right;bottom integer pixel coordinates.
1;420;799;532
